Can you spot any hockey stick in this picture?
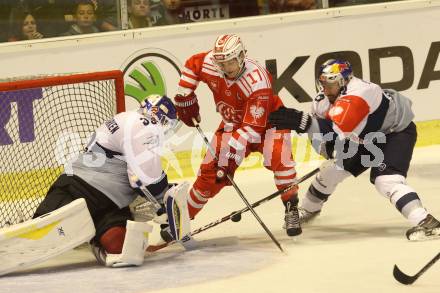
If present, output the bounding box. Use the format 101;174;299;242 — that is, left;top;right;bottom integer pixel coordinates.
131;176;161;210
393;252;440;285
146;164;319;252
189;167;319;235
192;119;284;252
132;176;198;250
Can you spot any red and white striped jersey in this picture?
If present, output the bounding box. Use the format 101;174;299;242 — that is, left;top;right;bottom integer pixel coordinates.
178;51;283;132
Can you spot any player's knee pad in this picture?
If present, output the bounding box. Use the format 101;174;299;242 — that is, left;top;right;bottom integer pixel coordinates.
105;220;153;267
311;161;351;196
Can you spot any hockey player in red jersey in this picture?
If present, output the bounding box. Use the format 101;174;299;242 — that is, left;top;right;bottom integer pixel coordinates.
269;59;440;241
173;34;301;236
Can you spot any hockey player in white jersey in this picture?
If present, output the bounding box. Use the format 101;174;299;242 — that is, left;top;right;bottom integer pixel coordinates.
25;94;185;269
269;59;440;241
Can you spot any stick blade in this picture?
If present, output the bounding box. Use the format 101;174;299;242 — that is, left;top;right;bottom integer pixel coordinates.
393;264;416;285
146;242;170;253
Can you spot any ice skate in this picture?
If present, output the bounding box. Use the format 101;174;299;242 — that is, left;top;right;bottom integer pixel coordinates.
298;207;321;224
90;241;106;266
406;214;440;241
159;224;174;243
284;201;302;237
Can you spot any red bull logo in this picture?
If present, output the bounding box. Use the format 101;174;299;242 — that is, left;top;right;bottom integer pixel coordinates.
330;62;347;74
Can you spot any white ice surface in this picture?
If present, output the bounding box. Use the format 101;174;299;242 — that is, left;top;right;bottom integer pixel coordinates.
1;145;440;293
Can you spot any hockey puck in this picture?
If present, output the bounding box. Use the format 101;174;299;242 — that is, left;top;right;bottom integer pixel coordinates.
231;213;242;222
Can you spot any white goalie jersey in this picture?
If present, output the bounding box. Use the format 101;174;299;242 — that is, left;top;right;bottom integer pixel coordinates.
70;110;167;208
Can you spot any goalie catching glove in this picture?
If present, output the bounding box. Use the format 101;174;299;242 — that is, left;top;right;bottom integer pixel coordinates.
268;107;312;133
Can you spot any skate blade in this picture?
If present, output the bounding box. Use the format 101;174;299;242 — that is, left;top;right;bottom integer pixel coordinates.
408;229;440;241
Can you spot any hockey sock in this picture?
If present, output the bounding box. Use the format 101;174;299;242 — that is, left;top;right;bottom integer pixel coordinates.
187;187;208;219
301;186;327;212
407;207;429;226
283;196;298;211
375;175;428;226
301;162;351;212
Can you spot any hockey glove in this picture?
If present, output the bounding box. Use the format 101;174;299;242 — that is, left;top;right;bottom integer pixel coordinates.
174;92;201;127
268;107;312;133
215;151;242;183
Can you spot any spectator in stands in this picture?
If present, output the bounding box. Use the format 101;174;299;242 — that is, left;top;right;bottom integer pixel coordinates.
128;0;153;29
92;0;119;31
285;0;316;10
61;1;100;36
229;0;260;19
0;0;13;42
30;0;73;38
8;11;44;42
269;0;316;13
154;0;191;25
328;0;396;7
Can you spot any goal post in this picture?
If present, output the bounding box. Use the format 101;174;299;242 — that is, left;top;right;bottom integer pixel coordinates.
0;70;125;113
0;70;125;227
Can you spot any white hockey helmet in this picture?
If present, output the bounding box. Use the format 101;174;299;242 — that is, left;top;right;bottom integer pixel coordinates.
211;34;246;73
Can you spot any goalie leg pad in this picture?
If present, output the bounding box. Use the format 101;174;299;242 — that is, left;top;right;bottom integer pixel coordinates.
105;220;152;267
0;198;95;276
164;181;191;241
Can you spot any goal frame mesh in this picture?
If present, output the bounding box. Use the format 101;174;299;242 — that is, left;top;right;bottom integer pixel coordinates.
0;70;125;227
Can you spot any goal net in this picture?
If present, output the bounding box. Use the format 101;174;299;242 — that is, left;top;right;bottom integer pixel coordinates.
0;70;125;227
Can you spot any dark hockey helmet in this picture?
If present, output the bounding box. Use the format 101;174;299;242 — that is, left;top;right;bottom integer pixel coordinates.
316;59;353;92
140;94;181;135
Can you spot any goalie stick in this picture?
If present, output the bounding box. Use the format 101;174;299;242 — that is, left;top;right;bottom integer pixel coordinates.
131;176;162;210
146;167;319;252
132;177;197;250
393;252;440;285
